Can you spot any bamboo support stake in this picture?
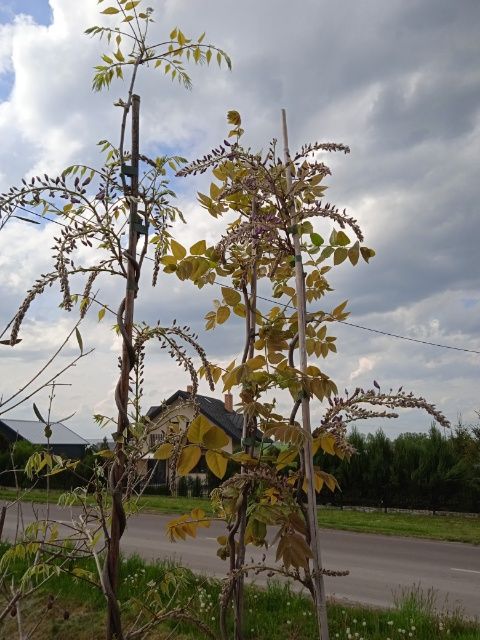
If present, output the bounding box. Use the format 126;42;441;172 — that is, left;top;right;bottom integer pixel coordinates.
281;108;330;640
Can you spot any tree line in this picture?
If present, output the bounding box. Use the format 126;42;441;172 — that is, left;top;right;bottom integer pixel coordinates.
317;420;480;513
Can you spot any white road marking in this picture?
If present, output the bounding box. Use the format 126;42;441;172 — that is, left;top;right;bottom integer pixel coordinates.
451;567;480;575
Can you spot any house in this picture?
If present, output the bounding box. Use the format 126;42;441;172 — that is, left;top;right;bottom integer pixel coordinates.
143;387;245;486
0;418;89;458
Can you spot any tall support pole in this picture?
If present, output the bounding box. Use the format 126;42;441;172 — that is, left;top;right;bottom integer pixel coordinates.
233;199;258;640
106;94;140;640
281;108;330;640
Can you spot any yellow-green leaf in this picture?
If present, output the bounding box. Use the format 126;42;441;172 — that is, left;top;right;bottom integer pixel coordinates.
190;240;206;255
227;110;241;126
246;355;266;371
170;239;186;260
203;424;230;449
312;434;336;456
187;415;214;444
216;306;230;324
333;247;348;265
276;447;298;470
101;7;120;14
336;230;350;246
222;287;241;306
233;303;246;318
153;443;174;460
176;445;201;476
206;450;227;479
98;307;106;322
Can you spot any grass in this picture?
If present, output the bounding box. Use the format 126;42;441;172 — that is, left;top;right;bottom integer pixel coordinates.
316;507;480;545
1;551;479;640
2;487;479;545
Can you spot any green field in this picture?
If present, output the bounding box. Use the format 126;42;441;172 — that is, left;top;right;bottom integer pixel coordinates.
1;488;479;544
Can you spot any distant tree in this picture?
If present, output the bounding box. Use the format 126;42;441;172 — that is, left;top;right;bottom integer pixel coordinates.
365;430;393;510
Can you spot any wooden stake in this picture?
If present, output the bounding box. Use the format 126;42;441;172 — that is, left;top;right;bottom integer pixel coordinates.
281;108;330;640
106;93;140;640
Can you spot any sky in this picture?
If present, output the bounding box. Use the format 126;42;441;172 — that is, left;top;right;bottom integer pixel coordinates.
0;0;479;440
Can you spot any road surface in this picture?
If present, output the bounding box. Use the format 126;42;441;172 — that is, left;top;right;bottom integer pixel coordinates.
2;504;479;617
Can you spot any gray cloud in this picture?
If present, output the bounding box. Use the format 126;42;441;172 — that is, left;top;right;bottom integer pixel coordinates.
1;0;479;437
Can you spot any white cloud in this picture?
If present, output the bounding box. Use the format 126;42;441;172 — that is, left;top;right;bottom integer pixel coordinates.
350;356;377;381
1;0;479;438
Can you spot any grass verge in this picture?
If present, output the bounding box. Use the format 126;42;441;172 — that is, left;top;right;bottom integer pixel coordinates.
1;487;479;545
0;552;478;640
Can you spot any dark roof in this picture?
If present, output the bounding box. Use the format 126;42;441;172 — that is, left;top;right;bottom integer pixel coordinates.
147;391;247;442
0;419;89;447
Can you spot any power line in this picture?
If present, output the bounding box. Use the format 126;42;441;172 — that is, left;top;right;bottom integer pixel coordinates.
339;321;480;355
5;206;480;356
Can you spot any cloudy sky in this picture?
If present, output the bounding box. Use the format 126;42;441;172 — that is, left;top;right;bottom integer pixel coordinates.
0;0;479;440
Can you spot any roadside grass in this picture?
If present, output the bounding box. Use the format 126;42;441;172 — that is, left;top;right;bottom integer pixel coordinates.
1;552;478;640
2;487;479;545
316;507;480;545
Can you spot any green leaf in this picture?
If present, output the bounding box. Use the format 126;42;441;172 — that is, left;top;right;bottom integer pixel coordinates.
75;328;83;354
124;0;140;9
101;7;120;14
310;233;324;246
98;307;106;322
33;403;46;425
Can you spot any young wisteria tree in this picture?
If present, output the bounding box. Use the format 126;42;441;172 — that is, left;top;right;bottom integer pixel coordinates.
158;112;450;640
0;1;230;638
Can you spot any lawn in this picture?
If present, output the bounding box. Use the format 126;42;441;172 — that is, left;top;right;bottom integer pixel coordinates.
1;487;479;544
1;552;478;640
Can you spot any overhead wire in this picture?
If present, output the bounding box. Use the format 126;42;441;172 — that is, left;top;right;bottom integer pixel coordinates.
3;205;480;356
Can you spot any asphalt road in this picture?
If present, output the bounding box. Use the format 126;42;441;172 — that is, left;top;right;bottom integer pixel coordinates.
2;504;479;617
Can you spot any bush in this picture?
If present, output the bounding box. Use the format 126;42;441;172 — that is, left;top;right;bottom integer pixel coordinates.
177;476;188;497
191;476;203;498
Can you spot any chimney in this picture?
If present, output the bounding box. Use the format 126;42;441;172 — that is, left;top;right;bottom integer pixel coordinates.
224;393;233;412
186;385;193;394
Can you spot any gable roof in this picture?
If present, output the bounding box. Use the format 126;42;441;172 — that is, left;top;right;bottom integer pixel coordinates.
0;419;89;447
147;390;246;442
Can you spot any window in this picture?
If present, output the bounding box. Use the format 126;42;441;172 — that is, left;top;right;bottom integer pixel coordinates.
149;432;165;448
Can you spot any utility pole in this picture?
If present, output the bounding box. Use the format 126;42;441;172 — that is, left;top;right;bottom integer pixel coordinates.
281;108;330;640
106;94;140;640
